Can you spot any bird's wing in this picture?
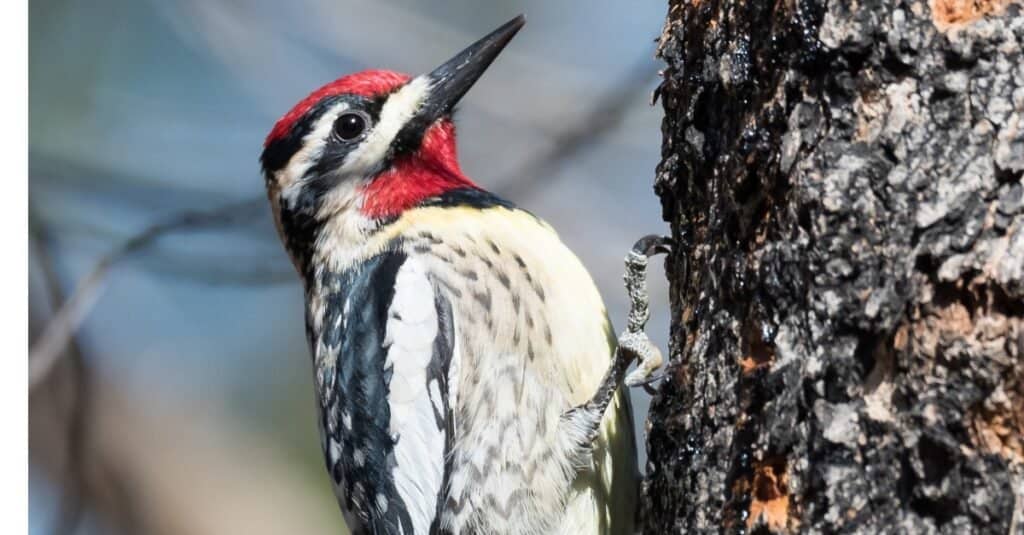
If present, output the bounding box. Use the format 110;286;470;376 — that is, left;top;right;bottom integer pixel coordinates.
313;251;456;535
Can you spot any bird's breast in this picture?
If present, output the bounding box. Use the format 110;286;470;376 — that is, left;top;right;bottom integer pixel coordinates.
390;205;616;533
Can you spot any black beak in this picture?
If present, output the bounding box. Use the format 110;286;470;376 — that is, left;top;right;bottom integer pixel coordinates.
417;15;525;123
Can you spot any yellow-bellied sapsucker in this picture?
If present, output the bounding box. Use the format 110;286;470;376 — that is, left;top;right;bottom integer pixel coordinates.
259;15;664;535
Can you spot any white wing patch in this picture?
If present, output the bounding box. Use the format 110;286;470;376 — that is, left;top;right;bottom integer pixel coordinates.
384;257;448;534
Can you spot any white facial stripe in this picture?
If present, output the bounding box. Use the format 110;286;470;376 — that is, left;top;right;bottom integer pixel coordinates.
277;76;431;219
279;102;353;209
342;76;431;174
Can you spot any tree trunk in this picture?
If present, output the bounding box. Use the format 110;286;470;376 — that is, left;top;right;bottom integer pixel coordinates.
642;0;1024;533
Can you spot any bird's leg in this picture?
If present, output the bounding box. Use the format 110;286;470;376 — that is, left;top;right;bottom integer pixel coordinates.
621;235;672;387
560;235;671;452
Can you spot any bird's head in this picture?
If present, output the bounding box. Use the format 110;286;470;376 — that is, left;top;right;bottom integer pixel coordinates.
261;16;524;270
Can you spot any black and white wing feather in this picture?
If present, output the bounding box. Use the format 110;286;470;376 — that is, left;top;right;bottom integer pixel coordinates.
311;251;456;535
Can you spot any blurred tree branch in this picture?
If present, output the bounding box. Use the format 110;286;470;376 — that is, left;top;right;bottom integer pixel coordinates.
30;212;99;535
28;198;265;391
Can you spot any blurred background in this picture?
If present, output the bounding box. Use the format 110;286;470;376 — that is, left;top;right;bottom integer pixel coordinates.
28;1;669;533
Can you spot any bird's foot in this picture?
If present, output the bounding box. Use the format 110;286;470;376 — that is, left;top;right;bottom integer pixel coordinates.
558;235;671;452
620;331;664;388
619;235;670;387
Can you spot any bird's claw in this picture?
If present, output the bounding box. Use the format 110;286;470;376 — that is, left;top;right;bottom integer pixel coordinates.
630;234;673;257
621;332;664;387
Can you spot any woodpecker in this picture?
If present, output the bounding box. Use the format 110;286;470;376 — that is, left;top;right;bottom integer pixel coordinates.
260;15;663;535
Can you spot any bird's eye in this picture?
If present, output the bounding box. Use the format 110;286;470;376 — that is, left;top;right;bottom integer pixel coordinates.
333;112;368;141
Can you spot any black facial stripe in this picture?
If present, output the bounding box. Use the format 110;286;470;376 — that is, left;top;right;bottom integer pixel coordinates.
260;94;386;174
346;85;436;179
278;179;329;277
314;87;437;186
316;92;395;179
310;142;351;183
268;93;391;273
388;109;435;161
261;96;340;174
341;82;446;178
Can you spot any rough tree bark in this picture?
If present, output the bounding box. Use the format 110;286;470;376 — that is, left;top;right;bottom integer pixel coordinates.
642;0;1023;533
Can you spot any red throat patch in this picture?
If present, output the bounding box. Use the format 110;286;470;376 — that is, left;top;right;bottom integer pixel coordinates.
264;70;411;147
360;120;477;219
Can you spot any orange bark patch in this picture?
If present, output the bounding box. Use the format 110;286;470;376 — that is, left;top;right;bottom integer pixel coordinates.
909;277;1024;466
970;406;1024;464
892;324;909;351
740;322;776;375
969;366;1024;464
747;458;793;531
934;299;975;336
930;0;1018;30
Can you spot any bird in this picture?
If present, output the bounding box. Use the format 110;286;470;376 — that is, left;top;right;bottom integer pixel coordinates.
259;15;663;535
